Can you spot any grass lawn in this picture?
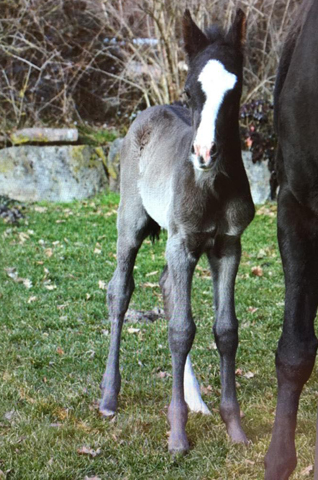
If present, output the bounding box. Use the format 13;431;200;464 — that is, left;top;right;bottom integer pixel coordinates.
0;193;316;479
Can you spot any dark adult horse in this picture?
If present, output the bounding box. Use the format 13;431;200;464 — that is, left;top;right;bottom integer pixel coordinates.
265;1;318;478
99;10;254;453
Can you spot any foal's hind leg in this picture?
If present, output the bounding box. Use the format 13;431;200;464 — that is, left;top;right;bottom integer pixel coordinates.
265;187;318;480
100;202;154;416
208;235;248;444
160;265;211;415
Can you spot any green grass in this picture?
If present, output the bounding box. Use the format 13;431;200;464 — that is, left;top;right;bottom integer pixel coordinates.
0;195;316;479
77;126;118;146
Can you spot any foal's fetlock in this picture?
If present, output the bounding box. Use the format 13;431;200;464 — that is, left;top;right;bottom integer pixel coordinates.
168;429;190;454
99;372;121;416
220;402;248;444
99;390;119;417
168;401;189;453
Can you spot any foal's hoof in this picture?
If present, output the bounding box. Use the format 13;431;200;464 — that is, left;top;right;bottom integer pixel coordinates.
228;424;249;445
168;432;190;455
99;394;118;417
99;407;116;417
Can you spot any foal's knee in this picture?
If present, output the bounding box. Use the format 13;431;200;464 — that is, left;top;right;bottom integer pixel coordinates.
169;319;196;355
107;273;135;318
213;321;238;356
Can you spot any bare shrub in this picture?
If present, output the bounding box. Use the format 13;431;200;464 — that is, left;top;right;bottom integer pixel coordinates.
0;0;302;130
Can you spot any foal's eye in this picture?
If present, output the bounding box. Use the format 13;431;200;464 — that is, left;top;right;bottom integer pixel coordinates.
184;90;191;100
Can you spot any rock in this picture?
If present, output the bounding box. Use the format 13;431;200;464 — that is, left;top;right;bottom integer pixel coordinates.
0;145;108;202
125;307;165;323
242;151;271;204
107;138;123;192
10;128;78;145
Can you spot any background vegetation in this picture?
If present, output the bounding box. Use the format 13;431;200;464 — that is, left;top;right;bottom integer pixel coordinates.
0;195;316;479
0;0;302;131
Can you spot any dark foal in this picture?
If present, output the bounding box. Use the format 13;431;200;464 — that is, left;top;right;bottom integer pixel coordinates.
100;10;254;453
265;0;318;478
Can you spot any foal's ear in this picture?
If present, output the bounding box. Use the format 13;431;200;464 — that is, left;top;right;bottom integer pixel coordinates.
227;9;246;50
183;10;209;59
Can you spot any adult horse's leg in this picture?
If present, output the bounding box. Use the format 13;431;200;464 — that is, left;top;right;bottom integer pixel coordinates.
208;235;248;444
100;201;155;416
160;264;210;415
265;186;318;479
165;236;197;453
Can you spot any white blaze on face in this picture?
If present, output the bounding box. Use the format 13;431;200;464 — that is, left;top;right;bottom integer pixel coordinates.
192;59;237;169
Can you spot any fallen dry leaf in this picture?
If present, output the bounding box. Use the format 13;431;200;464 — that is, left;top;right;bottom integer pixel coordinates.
56;347;64;355
22;278;32;289
57;304;67;310
235;368;243;376
256;205;277;217
45;248;53;258
157;371;167;379
34;206;47;213
28;296;37;304
127;327;140;334
146;271;158;277
84;476;101;480
300;465;313;476
5;268;32;289
248;306;258;314
98;280;107;290
18;232;29;244
244;371;255;379
94;248;102;255
4;410;15;421
257;248;267;259
142;282;157;288
251;266;263;277
201;385;213;395
45;285;56;290
77;446;101;458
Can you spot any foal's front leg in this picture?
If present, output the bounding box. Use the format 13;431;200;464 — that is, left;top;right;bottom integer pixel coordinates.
100;204;149;416
208;235;248;444
166;236;197;453
99;236;137;416
160;264;211;415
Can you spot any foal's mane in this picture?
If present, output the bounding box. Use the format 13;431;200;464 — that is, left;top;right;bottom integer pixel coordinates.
205;25;225;44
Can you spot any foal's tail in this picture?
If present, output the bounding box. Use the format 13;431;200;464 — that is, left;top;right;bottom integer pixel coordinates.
146;217;161;243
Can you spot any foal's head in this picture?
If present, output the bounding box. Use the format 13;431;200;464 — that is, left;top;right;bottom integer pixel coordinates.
183;10;246;171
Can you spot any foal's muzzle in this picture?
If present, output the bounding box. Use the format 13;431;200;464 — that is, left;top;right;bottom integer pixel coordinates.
192;142;218;170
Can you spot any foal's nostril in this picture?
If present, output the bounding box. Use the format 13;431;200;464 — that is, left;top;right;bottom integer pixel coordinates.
210;143;217;157
191;145;195;154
